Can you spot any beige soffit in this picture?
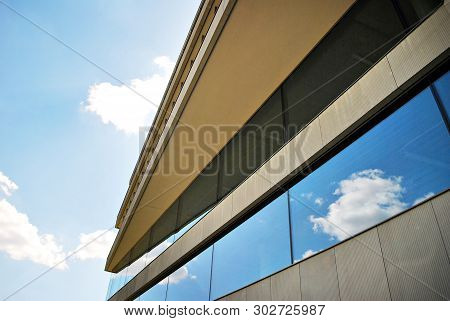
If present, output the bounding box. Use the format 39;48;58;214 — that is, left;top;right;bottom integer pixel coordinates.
114;0;215;229
106;0;355;272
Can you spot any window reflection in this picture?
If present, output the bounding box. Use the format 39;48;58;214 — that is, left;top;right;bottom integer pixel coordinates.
117;72;449;301
289;84;450;262
140;277;169;301
174;210;209;241
210;193;291;300
166;246;213;300
434;72;450;119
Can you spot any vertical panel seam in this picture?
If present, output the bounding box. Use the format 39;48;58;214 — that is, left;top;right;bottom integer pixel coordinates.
298;263;303;301
430;83;450;132
286;190;295;264
333;248;342;301
385;55;400;88
375;227;393;301
208;244;215;301
429;200;450;265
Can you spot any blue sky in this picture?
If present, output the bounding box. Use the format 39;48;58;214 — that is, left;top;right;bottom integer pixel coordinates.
0;0;199;300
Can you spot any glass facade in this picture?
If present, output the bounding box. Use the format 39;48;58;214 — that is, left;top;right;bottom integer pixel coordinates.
289;83;450;261
107;210;210;299
121;0;443;270
210;193;291;300
133;71;450;301
107;0;447;301
166;246;213;301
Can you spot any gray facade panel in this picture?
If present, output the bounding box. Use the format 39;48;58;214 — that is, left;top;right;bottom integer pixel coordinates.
217;191;450;302
378;202;450;300
110;5;449;300
431;190;450;260
319;57;397;146
299;249;340;301
270;265;301;301
224;288;247;301
335;229;391;301
386;6;450;86
246;278;271;301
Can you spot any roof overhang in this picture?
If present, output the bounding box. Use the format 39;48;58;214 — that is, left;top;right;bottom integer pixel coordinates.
106;0;355;273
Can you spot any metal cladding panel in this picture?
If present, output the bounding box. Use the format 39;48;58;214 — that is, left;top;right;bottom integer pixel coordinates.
387;5;450;86
335;229;391;300
224;288;247;301
270;264;302;301
299;249;340;301
431;191;450;260
246;277;271;301
319;57;397;145
286;118;324;175
180;219;204;255
378;201;450;300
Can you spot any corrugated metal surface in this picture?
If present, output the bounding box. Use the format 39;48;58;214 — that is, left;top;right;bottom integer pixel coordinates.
217;192;450;301
387;6;450;86
246;277;271;301
378;202;450;300
335;229;391;300
299;249;340;300
223;288;247;301
270;264;301;301
319;57;397;145
431;191;450;260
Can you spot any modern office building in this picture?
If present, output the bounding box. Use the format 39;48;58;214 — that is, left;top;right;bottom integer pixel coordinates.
105;0;450;301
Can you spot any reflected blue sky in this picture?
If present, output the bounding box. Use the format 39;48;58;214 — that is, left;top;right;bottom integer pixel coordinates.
210;193;291;300
138;277;169;301
135;72;450;301
434;72;450;117
166;246;213;301
290;83;450;261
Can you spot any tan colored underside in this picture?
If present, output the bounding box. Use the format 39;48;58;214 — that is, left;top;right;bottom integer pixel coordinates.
108;0;355;271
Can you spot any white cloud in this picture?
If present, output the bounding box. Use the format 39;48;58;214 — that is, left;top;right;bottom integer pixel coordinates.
413;192;435;206
0;199;68;269
84;56;175;134
302;249;318;259
309;169;407;241
301;192;313;200
72;229;117;261
168;266;189;285
0;171;18;197
0;170;120;270
314;197;324;206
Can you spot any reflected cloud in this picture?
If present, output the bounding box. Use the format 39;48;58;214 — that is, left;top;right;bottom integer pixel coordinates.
302;249;319;259
412;192;435;206
309;169;407;241
314;197;324;206
168;266;189;284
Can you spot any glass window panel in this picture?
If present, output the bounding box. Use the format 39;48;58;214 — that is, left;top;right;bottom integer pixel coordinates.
147;235;175;265
166;246;213;301
107;275;118;298
210;192;291;299
289;85;450;262
140;277;169;301
123;253;147;282
105;275;113;299
149;199;179;249
434;71;450;119
177;158;219;228
219;89;284;198
396;0;442;27
283;0;404;139
174;210;209;241
121;265;132;289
